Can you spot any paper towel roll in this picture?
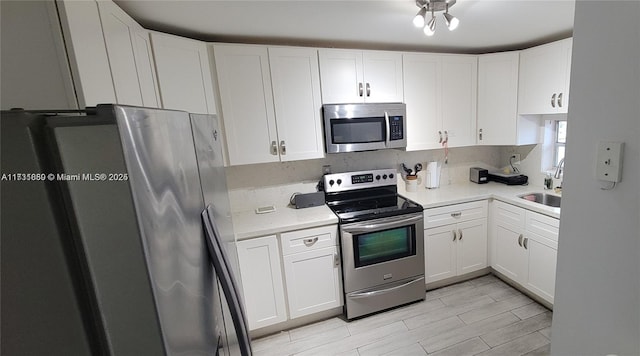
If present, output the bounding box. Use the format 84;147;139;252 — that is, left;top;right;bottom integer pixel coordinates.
425;161;440;189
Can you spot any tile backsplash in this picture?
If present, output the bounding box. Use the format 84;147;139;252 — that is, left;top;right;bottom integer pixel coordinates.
226;146;504;212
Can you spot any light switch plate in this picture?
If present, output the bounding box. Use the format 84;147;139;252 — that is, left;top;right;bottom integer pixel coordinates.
596;141;624;182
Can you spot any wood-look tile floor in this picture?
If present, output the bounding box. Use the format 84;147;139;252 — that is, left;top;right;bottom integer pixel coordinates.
252;274;552;356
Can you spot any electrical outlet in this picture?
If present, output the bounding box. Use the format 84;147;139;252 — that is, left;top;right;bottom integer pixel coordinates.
596;141;624;182
511;153;521;164
322;165;332;175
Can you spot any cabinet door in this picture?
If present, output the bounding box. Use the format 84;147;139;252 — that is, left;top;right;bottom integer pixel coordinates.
403;53;441;151
283;246;342;319
518;40;568;114
1;1;78;110
97;1;143;106
477;52;519;145
151;32;216;114
441;55;477;147
456;219;488;275
424;225;457;284
269;47;324;162
236;236;287;330
57;0;116;108
525;235;557;304
131;30;160;108
318;49;364;104
362;51;404;103
493;221;528;284
214;44;278;165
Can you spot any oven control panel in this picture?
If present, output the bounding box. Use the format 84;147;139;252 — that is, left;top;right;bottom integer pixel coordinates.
324;168;398;193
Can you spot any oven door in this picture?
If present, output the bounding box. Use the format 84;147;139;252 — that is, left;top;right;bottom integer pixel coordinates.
340;212;424;293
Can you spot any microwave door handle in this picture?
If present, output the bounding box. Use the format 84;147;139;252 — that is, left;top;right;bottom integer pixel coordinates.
384;112;390;147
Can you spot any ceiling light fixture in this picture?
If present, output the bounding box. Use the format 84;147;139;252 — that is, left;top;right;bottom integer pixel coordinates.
413;0;459;37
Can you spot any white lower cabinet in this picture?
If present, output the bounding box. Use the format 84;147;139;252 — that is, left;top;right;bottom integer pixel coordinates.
236;225;341;330
491;200;559;304
424;201;488;284
236;235;287;330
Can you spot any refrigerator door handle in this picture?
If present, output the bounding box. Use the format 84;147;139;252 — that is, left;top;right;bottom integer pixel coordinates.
202;206;253;356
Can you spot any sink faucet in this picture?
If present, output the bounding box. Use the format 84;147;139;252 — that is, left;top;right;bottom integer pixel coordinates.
554;158;565;179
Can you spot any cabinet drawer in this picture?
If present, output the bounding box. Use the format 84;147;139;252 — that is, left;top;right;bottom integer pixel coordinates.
424;200;488;229
281;225;338;255
492;200;526;228
525;211;559;242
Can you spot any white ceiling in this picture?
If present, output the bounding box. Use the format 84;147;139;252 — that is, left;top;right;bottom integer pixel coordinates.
114;0;575;53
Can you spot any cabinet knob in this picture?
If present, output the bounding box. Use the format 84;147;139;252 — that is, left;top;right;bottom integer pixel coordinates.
280;140;286;155
551;93;557;108
270;141;278;155
366;83;371;97
358;82;364;97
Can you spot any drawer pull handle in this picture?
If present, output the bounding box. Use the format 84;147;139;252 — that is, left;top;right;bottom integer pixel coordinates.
518;234;523;247
451;212;462;218
303;237;318;246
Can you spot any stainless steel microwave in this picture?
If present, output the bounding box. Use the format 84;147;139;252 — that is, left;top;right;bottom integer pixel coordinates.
323;103;407;153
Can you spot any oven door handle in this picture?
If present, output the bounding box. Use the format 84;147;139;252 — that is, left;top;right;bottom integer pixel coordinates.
384;111;391;147
349;276;425;299
341;214;423;234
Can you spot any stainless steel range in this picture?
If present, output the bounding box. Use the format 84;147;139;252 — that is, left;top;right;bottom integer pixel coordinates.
324;169;425;320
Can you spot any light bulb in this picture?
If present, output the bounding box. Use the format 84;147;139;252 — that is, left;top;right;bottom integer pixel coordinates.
424;16;436;36
444;12;459;31
413;7;427;28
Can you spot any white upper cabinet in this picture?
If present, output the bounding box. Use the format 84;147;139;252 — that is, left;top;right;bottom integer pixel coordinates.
214;44;324;165
477;51;539;146
97;1;159;107
318;49;403;104
269;47;325;162
1;1;78;110
403;54;477;150
57;0;116;108
150;32;216;114
213;44;278;165
518;38;573;114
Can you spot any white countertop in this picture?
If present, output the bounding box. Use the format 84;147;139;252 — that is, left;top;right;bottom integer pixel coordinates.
233;204;339;240
398;181;561;219
232;181;561;241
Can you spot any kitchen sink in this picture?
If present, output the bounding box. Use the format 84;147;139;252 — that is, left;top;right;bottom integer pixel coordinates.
519;193;561;208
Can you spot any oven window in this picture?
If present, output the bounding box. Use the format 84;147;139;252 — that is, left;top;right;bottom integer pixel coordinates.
331;118;385;144
353;225;415;268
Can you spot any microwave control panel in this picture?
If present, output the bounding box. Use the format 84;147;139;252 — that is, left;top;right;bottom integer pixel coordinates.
389;116;404;140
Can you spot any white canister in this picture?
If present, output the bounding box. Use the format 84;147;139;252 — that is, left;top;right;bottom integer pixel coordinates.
405;175;420;192
425;161;441;189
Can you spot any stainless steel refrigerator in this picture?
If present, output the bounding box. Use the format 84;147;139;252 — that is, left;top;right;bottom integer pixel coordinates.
1;105;251;355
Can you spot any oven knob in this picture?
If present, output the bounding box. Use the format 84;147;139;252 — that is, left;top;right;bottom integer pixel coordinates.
382;174;388;179
336;179;342;185
329;180;335;186
376;175;381;180
389;173;394;179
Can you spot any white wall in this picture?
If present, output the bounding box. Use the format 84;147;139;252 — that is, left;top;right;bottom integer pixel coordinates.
550;1;640;355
